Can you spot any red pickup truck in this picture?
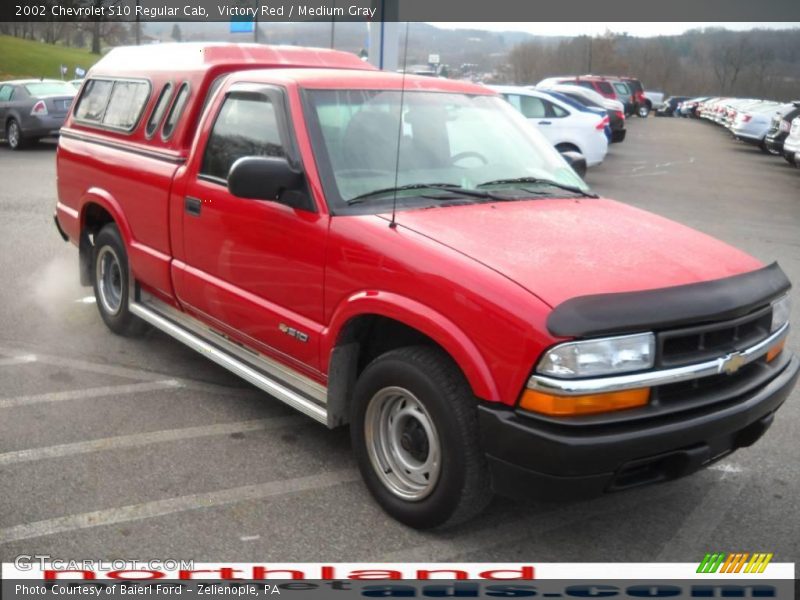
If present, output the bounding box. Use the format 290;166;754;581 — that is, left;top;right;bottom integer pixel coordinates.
55;43;797;529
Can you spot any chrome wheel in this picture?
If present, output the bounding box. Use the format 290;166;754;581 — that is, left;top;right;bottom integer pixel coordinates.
95;246;123;316
7;121;20;148
364;386;441;501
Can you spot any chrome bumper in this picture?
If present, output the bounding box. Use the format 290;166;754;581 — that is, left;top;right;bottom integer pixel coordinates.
528;323;789;396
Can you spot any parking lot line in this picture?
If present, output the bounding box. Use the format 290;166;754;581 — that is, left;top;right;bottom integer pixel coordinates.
0;469;359;544
0;380;183;409
0;345;261;396
0;416;305;466
0;355;36;367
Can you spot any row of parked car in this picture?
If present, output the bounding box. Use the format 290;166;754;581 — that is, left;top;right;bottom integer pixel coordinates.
486;75;658;172
4;73;646;179
673;96;800;166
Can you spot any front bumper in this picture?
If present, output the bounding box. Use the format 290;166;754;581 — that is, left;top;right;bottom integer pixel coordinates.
479;353;798;500
764;134;786;154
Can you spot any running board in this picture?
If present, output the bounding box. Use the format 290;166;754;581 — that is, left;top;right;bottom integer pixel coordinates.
129;301;329;426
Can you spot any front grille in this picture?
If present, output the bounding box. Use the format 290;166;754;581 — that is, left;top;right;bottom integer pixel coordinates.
654;360;772;408
657;306;771;368
652;304;778;410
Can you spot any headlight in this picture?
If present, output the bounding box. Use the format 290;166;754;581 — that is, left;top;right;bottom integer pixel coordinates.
536;332;656;378
771;294;791;333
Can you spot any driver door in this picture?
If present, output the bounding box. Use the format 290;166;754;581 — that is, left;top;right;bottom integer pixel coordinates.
172;84;327;372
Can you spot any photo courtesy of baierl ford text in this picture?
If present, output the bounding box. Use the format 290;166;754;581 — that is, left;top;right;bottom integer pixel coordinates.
0;0;799;597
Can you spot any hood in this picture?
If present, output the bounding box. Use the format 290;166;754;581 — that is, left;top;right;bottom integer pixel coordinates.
387;199;763;308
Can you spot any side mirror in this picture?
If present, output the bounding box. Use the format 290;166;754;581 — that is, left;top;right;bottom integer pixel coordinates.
560;150;587;178
228;156;304;202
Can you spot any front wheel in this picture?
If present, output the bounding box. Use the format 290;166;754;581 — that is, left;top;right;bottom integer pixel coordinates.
350;346;492;529
92;223;148;336
6;119;27;150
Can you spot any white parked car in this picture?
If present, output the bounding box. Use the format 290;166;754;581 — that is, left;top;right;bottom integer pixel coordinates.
782;116;800;165
731;102;789;150
535;82;625;114
644;90;665;108
490;86;609;167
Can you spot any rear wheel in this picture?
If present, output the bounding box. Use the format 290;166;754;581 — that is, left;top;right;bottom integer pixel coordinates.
6;119;27;150
92;223;148;337
350;346;492;529
638;103;650;118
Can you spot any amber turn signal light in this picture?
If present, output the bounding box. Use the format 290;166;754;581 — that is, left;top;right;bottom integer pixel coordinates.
519;388;650;416
766;340;786;363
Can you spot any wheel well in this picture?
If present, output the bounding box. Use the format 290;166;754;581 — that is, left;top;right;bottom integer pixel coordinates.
326;314;463;428
79;203;116;286
555;142;580;154
83;203;115;238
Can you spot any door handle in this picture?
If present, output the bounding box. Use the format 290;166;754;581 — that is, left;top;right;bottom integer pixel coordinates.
538;120;552;125
185;197;202;216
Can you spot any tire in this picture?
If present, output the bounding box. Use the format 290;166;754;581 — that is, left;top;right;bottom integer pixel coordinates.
92;223;148;336
759;139;772;154
350;345;492;529
638;103;650;118
6;119;27;150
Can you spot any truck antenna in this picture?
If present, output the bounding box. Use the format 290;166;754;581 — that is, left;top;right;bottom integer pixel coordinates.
389;21;410;229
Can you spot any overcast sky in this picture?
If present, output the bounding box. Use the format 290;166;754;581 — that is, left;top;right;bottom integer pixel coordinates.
433;22;800;37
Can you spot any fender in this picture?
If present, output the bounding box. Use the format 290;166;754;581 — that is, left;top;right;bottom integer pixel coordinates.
79;187;134;244
72;188;133;286
323;290;501;403
77;188;173;297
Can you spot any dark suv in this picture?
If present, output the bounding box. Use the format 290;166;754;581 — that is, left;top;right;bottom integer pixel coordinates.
764;101;800;156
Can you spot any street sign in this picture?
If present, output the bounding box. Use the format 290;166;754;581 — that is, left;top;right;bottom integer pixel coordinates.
230;18;255;33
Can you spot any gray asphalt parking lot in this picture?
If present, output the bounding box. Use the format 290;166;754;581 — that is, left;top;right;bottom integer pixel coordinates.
0;117;798;563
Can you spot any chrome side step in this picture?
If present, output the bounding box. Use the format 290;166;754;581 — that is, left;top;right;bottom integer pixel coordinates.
129;300;329;426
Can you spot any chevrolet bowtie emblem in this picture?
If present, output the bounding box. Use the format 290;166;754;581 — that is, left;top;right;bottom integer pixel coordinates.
721;352;746;375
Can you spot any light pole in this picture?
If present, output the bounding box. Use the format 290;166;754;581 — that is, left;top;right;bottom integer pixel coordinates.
135;0;140;45
253;0;259;43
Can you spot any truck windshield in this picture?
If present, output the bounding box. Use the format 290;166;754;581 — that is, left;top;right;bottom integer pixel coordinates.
305;90;588;214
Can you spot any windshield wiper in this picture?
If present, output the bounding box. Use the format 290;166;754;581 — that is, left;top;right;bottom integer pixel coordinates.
347;183;505;205
476;177;599;199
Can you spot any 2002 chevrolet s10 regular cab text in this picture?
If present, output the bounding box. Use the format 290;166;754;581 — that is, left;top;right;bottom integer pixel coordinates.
54;43;798;528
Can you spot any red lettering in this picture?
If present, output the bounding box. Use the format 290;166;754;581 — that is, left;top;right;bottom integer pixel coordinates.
218;569;241;580
479;566;535;579
251;568;303;580
107;570;165;580
349;570;402;580
43;570;96;580
417;570;468;580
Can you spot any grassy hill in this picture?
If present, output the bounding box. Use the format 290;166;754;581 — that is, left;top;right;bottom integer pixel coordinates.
0;35;99;80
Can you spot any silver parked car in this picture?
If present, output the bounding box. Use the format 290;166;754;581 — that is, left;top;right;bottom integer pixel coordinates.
0;79;77;150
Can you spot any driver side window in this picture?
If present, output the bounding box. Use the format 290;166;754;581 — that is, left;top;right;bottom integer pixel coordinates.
517;95;546;119
200;94;284;182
